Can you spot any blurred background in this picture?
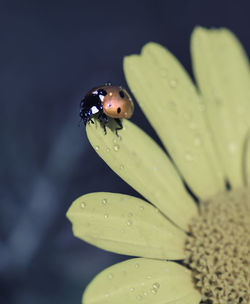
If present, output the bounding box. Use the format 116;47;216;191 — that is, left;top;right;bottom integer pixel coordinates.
1;0;250;303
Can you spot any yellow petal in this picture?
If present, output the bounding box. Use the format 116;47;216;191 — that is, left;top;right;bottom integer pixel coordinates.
86;119;197;231
191;27;250;188
67;192;186;259
243;130;250;185
124;42;225;200
83;258;201;304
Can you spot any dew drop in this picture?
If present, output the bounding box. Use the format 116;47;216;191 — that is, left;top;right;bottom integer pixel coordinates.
107;273;113;279
146;275;152;279
80;202;86;209
139;206;144;211
194;135;202;146
113;138;119;144
119;164;124;170
104;213;109;219
151;288;158;295
113;144;120;152
95;145;100;151
102;198;108;206
143;291;148;297
228;141;237;154
135;263;140;268
137;295;143;301
185;152;193;161
127;219;133;226
128;212;133;217
152;282;160;289
106;147;110;152
130;287;135;292
169;79;177;88
120;228;125;233
105;293;110;298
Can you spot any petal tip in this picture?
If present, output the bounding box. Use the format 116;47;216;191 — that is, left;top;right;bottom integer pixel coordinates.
141;41;165;56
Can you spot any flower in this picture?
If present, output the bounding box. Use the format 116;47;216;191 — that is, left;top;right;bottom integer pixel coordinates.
67;27;250;304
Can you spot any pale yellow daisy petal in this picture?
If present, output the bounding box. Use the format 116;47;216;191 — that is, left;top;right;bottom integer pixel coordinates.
83;258;201;304
124;43;225;200
243;130;250;185
86;119;198;231
191;27;250;188
66;192;186;259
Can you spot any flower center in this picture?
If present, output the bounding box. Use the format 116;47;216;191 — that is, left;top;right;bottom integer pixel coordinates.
185;188;250;304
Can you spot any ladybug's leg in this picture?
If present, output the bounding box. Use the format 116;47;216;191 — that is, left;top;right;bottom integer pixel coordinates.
97;113;108;134
102;114;109;135
114;118;123;136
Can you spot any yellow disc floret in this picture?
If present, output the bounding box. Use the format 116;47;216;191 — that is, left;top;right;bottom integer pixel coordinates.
185;188;250;304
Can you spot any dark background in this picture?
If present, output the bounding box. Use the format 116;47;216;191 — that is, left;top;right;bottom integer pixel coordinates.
1;0;250;303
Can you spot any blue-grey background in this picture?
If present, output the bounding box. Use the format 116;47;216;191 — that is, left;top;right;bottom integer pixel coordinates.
1;0;250;303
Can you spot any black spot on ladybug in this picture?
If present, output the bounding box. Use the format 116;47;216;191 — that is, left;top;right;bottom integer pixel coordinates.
119;90;125;98
98;89;107;96
117;107;121;114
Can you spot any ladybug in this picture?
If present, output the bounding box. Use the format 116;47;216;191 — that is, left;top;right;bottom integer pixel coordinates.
80;83;134;135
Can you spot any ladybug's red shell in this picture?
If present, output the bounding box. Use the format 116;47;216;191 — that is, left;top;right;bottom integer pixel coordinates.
101;85;134;119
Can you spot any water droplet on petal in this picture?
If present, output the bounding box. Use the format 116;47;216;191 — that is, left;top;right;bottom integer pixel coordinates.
128;212;133;217
102;198;108;205
113;144;120;152
137;295;143;301
135;263;140;268
80;202;86;209
104;213;109;219
194;135;202;146
95;145;100;151
106;147;110;152
139;206;144;211
152;282;160;289
228;141;237;154
185;152;193;161
151;288;157;295
119;164;124;170
130;287;135;292
107;273;113;279
127;219;133;226
169;79;177;88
